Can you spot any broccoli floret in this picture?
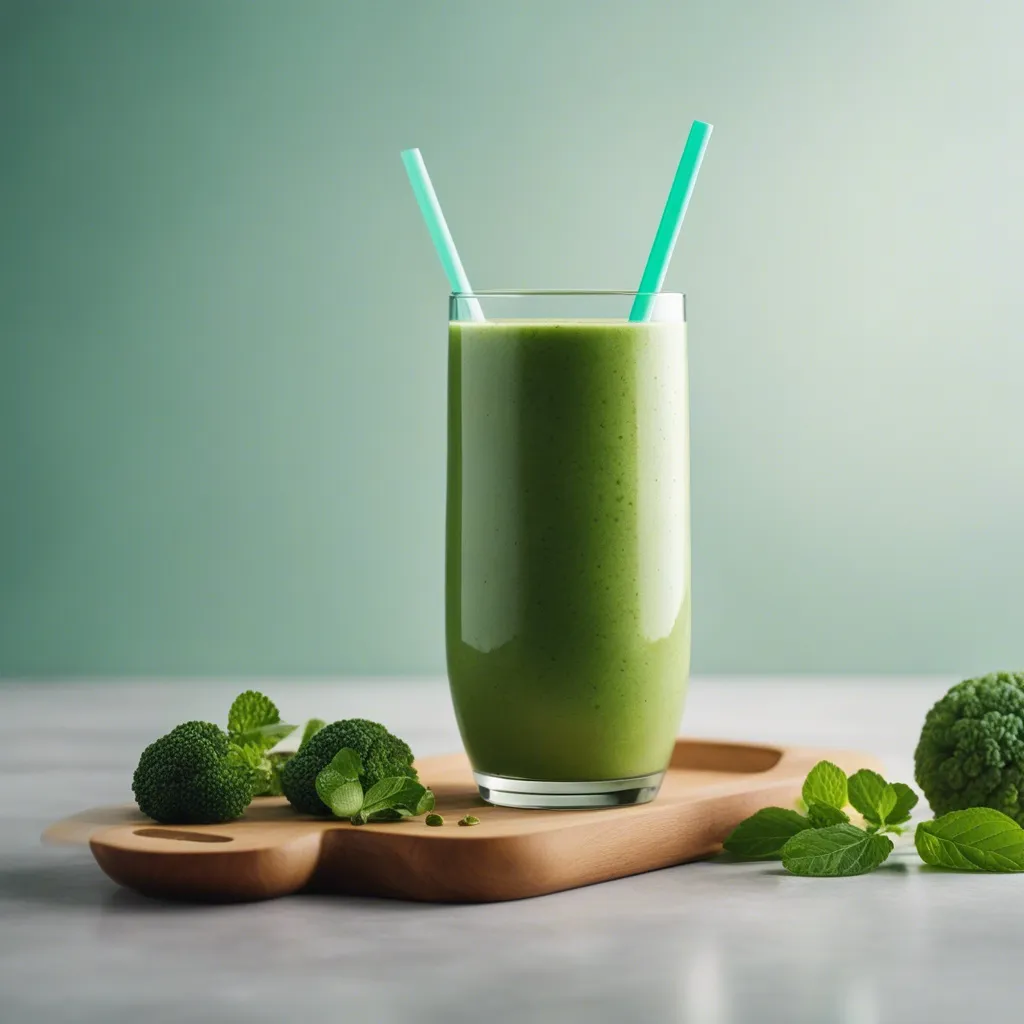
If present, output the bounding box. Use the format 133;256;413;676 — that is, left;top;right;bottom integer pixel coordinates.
280;718;417;816
914;672;1024;824
132;721;256;824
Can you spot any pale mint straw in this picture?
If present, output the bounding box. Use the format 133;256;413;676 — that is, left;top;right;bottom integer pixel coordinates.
401;148;484;322
629;120;713;322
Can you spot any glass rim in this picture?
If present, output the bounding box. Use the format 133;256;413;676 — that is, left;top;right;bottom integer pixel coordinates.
449;289;683;299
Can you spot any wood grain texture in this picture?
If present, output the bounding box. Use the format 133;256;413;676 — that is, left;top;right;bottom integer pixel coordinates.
48;739;882;904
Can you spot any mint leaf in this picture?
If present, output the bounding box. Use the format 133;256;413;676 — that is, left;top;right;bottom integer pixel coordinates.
781;824;893;877
848;770;918;830
316;771;364;818
807;802;850;828
353;776;432;824
847;770;891;822
722;807;811;859
362;776;413;809
299;718;326;750
886;783;919;827
377;779;428;815
326;747;362;781
874;785;897;823
915;808;1024;872
227;692;296;764
228;690;279;736
314;748;366;818
227;691;295;749
802;761;848;811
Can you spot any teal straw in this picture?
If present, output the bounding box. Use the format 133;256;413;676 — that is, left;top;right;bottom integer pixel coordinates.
629;120;713;322
401;148;484;321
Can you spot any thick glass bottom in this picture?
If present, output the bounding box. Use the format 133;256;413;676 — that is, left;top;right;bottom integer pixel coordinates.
473;769;665;809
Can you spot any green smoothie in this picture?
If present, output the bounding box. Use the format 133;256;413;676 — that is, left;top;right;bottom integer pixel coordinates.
446;319;691;782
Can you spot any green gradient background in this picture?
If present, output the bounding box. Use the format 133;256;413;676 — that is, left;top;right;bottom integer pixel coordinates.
3;1;1024;677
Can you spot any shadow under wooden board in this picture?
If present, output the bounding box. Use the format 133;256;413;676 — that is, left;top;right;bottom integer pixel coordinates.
44;739;882;904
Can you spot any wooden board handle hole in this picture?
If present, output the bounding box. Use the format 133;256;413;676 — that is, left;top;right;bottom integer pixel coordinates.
133;828;234;844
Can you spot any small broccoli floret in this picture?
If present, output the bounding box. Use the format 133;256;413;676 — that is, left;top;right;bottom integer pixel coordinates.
280;718;417;816
132;721;256;824
914;672;1024;825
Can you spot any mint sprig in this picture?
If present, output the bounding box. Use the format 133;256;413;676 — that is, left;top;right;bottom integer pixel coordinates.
226;690;297;796
724;759;1024;877
723;760;915;876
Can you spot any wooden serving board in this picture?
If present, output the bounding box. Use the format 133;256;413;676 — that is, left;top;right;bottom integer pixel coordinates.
45;739;881;904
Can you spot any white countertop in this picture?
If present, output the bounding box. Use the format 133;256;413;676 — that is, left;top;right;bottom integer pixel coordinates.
1;676;1014;1024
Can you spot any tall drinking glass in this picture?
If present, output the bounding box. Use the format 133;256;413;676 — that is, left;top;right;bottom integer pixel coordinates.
447;291;691;808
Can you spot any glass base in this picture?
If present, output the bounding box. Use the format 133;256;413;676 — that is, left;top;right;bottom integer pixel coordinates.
473;769;665;809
